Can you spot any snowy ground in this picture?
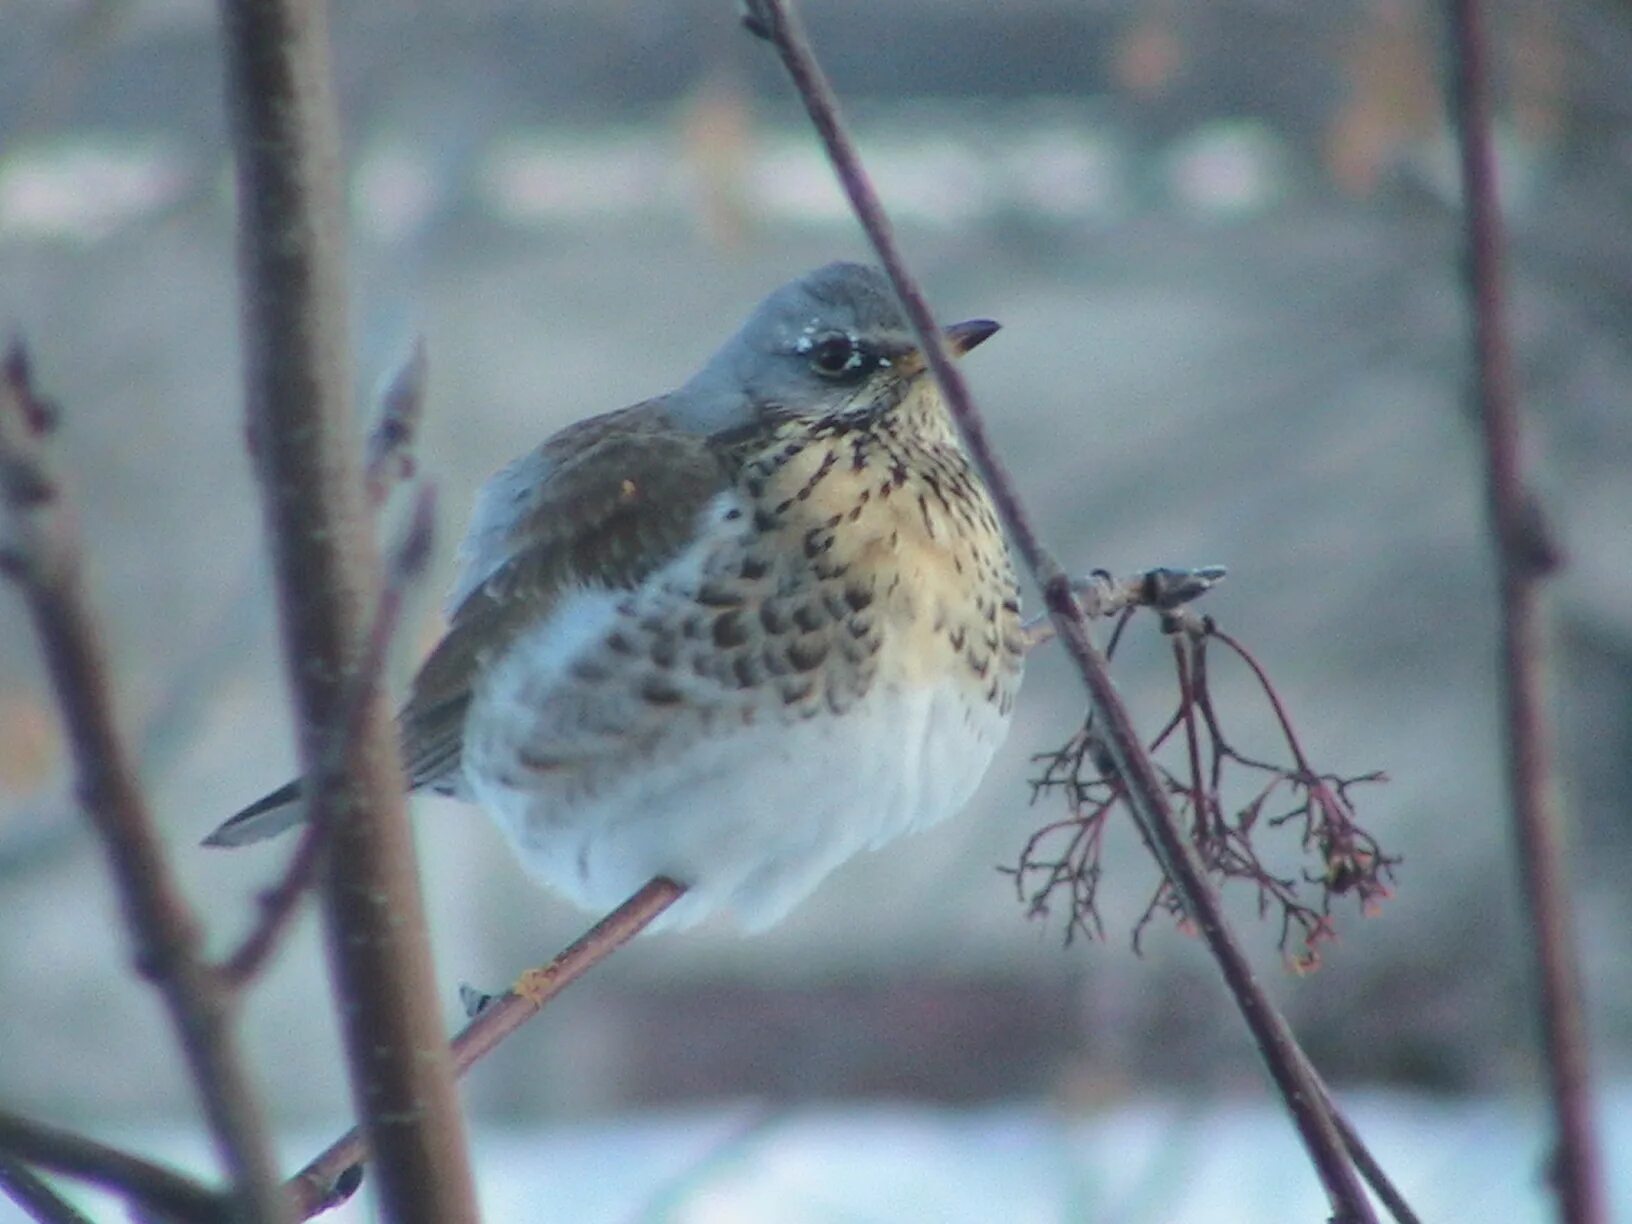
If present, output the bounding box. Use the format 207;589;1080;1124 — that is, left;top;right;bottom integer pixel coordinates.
8;1087;1630;1223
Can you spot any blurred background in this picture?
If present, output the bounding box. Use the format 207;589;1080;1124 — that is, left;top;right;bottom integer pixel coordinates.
2;0;1631;1219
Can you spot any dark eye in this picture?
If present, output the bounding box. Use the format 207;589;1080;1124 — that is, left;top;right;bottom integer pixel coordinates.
806;332;875;380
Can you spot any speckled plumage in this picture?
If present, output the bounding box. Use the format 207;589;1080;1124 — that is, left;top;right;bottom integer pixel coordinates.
209;263;1024;930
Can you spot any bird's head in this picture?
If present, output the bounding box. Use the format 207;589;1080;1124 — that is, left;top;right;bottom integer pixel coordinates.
672;262;998;433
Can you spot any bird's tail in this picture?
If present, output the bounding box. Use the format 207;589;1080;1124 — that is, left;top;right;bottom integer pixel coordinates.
202;780;305;847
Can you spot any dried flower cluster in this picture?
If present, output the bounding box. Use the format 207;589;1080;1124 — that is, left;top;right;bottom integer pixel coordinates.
1007;610;1396;971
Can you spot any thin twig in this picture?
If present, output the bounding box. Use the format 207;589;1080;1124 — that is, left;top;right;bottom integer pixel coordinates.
288;877;687;1218
0;347;287;1222
217;0;478;1217
218;485;437;988
739;4;1379;1219
1020;566;1225;650
0;1152;96;1224
1327;1097;1420;1224
364;339;428;511
0;1107;227;1224
1444;2;1604;1221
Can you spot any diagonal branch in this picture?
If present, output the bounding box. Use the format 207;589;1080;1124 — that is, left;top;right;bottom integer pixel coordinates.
216;0;478;1217
0;1152;96;1224
0;1108;225;1224
286;878;686;1218
1444;2;1605;1221
739;3;1383;1219
0;347;286;1222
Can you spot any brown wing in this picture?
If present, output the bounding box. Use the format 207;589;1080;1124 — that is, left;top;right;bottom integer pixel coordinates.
398;400;729;793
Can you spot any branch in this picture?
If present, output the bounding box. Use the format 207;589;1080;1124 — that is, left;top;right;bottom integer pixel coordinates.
364;339;428;511
287;878;686;1218
0;347;286;1221
739;4;1379;1219
216;1;477;1218
0;1153;96;1224
1445;2;1605;1221
1020;566;1226;650
218;484;437;988
0;1109;224;1224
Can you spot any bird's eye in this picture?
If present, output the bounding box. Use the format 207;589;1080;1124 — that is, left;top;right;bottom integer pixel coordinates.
806;332;874;380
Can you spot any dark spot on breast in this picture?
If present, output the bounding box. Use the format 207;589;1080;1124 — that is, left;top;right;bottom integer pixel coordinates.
949;625;966;651
697;581;744;607
607;631;635;655
780;677;815;705
840;634;875;665
733;654;761;688
713;610;748;648
788;636;829;672
759;601;789;634
792;602;825;633
641;676;684;705
740;554;769;581
762;643;790;676
570;658;609;683
650;635;678;669
844;585;873;612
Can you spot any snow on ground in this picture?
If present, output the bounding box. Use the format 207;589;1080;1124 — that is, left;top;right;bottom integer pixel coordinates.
8;1086;1629;1223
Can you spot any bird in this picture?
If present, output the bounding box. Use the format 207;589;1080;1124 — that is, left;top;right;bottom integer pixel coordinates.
206;262;1026;931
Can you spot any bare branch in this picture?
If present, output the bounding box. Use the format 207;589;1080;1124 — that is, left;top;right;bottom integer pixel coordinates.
1020;566;1225;650
0;347;286;1220
364;339;428;511
1445;2;1605;1220
218;485;438;988
738;4;1381;1219
0;1153;96;1224
216;0;477;1216
0;1109;225;1224
287;877;686;1219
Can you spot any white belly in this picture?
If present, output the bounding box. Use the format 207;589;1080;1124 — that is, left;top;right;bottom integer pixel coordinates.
465;631;1010;931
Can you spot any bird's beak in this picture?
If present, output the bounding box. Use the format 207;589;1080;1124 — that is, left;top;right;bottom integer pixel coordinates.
944;318;1001;356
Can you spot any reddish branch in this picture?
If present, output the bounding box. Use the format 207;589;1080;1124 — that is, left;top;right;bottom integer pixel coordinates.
0;348;287;1221
1013;621;1395;971
1446;2;1605;1221
288;878;687;1218
739;2;1382;1219
217;0;478;1218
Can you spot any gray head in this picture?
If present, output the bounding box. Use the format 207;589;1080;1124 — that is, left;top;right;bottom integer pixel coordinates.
670;262;997;434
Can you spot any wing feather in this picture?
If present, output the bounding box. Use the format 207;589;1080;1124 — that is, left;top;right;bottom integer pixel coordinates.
399;400;728;792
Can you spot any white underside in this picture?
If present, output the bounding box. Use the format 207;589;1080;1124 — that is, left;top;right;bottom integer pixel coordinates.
464;596;1010;933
